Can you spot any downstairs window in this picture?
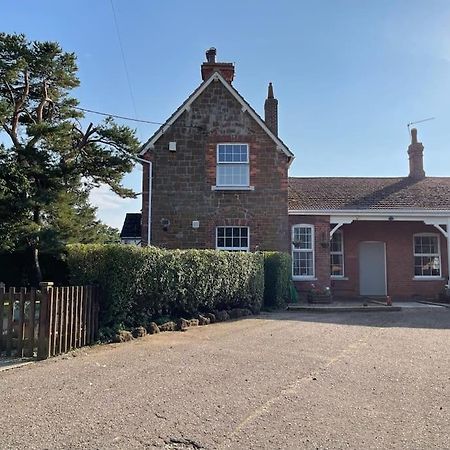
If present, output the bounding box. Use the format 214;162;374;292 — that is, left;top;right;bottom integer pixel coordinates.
330;229;344;277
216;227;249;251
414;234;441;277
292;224;314;278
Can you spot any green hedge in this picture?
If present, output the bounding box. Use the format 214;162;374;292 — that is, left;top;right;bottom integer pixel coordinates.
67;244;264;327
263;252;292;309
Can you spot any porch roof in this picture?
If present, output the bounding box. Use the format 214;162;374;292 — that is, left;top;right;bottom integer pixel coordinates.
288;177;450;211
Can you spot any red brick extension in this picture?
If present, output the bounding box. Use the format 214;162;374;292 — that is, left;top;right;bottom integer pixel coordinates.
290;215;448;300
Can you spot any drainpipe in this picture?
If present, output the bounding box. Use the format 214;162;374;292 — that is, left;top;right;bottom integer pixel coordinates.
126;155;152;246
138;158;152;246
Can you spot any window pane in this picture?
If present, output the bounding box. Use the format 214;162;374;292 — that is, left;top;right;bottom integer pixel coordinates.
330;231;342;253
331;254;343;276
216;227;249;251
415;255;441;276
293;226;312;250
293;251;313;276
216;164;249;186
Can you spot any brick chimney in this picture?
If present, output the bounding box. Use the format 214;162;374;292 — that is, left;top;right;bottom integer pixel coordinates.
201;48;235;83
408;128;425;179
264;82;278;136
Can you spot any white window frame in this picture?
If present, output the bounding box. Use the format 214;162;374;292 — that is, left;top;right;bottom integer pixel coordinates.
330;229;345;278
292;224;315;280
216;226;250;252
215;143;250;188
413;233;442;278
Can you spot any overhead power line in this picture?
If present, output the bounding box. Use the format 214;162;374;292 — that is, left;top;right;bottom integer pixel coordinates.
75;106;164;125
75;106;205;131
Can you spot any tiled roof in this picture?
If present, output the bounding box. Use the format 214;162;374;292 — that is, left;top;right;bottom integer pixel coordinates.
120;213;142;238
288;177;450;211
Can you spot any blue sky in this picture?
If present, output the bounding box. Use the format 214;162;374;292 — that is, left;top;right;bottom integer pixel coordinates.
3;1;450;229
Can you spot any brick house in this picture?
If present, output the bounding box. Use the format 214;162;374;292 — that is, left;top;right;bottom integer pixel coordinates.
137;48;450;300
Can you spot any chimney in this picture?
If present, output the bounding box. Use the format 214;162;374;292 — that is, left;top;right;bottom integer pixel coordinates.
408;128;425;179
264;82;278;136
201;48;235;83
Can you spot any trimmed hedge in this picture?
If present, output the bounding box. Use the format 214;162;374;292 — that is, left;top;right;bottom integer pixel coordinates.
263;252;292;309
67;244;264;327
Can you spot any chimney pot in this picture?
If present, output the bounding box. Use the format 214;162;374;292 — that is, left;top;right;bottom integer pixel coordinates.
206;47;216;63
200;48;235;83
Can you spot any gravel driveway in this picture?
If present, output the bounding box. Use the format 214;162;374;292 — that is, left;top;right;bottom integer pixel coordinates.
1;308;449;449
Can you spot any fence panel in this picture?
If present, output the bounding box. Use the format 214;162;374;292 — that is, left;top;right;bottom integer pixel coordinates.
0;283;99;360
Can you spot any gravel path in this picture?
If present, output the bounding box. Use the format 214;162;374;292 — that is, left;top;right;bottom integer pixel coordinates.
1;309;449;449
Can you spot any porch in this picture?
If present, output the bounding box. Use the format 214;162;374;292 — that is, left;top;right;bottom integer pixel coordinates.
290;212;449;301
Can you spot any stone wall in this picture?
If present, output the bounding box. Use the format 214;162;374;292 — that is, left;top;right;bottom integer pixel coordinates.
142;79;290;252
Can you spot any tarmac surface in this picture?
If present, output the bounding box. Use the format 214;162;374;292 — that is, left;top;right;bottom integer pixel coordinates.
1;308;449;449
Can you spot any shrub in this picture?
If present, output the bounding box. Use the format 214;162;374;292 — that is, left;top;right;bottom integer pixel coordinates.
67;244;264;327
263;252;292;309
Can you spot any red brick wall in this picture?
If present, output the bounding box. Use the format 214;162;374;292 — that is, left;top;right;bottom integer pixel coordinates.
141;80;290;252
289;215;331;295
331;221;448;300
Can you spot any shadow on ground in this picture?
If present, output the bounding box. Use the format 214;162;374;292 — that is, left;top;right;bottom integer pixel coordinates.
257;307;450;330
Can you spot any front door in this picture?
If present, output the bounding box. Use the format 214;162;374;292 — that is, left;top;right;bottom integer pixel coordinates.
359;241;387;296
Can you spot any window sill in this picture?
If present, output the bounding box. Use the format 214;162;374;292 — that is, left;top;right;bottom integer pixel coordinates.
292;276;317;281
211;185;255;191
331;276;349;280
412;276;445;281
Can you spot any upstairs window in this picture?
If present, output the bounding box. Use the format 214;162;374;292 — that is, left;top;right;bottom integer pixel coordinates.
216;227;249;251
330;230;344;277
414;234;441;277
216;144;249;187
292;225;314;278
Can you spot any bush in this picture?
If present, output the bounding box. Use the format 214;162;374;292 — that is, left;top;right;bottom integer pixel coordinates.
67;244;264;328
263;252;292;309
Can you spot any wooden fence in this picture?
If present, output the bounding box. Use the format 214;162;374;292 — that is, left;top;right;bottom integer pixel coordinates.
0;282;99;360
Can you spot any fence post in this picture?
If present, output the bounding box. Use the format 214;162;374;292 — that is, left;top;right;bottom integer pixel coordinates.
37;282;53;360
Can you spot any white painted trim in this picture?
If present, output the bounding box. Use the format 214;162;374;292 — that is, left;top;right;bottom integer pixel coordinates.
330;229;345;277
413;232;442;278
211;186;255;191
330;222;346;237
331;276;349;280
216;143;250;188
289;208;450;218
412;277;446;281
215;226;250;252
140;71;294;161
148;161;152;245
431;224;448;238
291;224;315;279
217;143;249;164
